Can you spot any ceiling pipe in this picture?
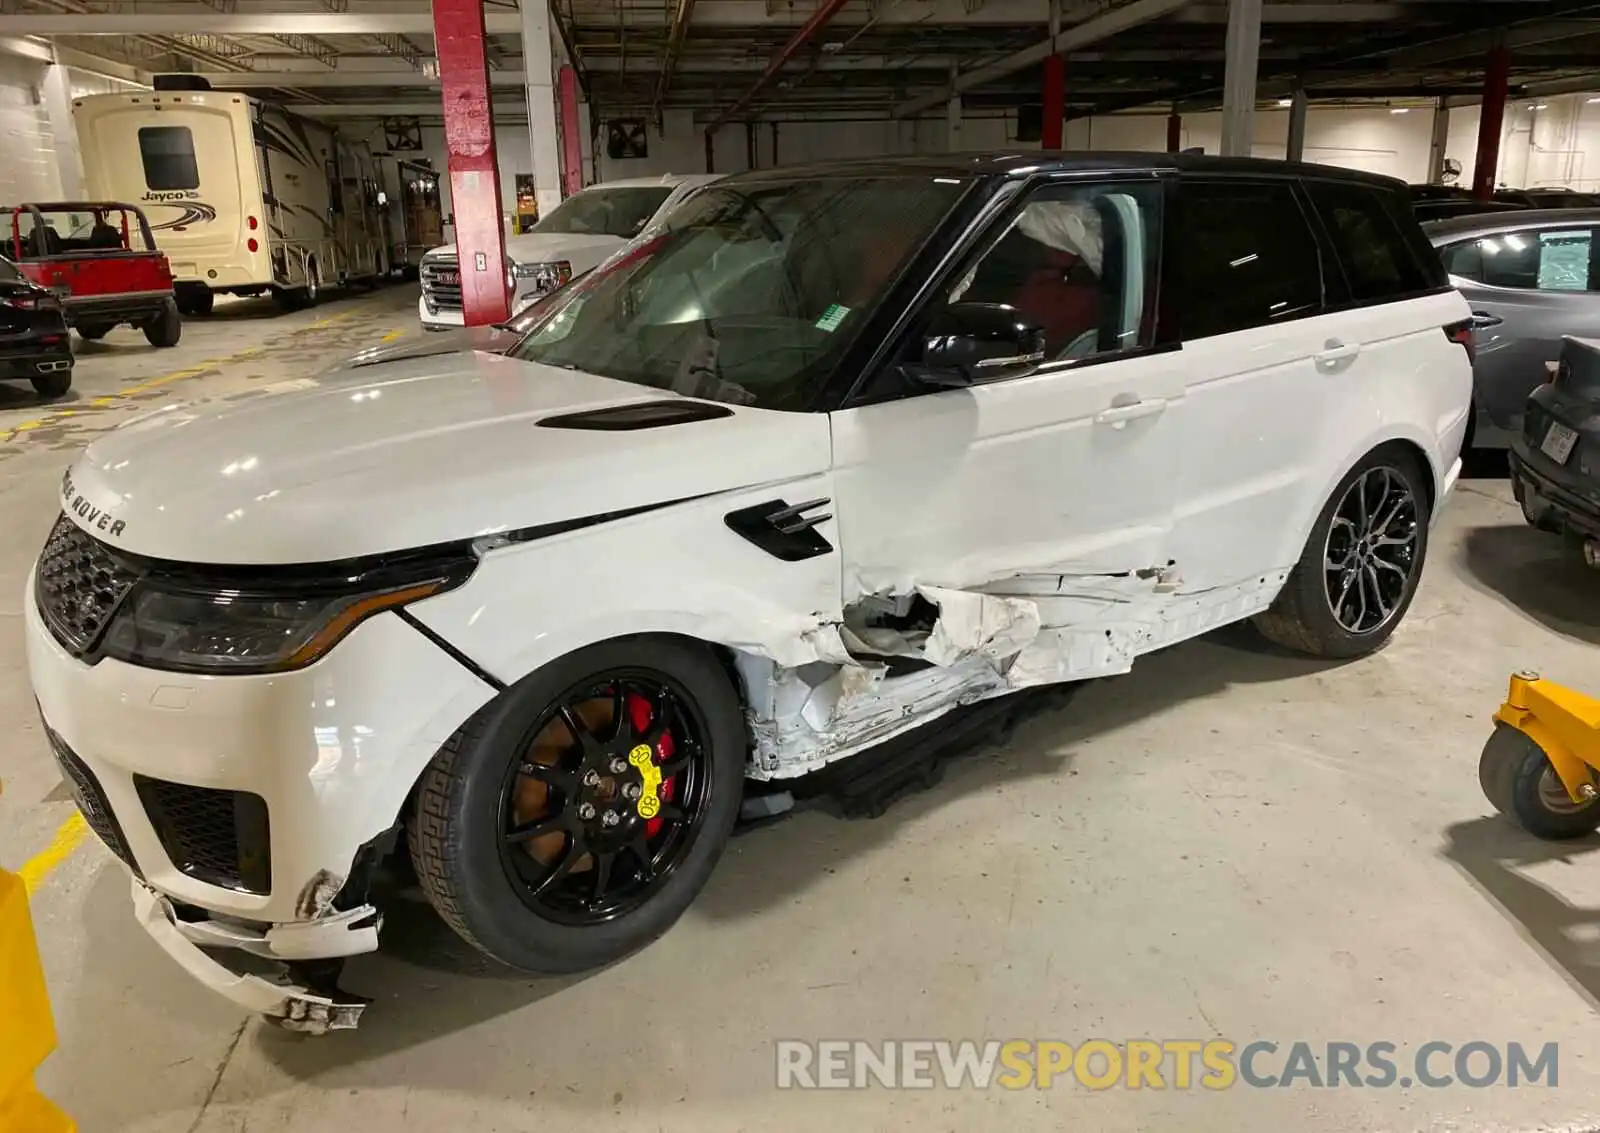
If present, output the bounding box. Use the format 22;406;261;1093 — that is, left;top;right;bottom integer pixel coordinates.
702;0;852;137
653;0;697;122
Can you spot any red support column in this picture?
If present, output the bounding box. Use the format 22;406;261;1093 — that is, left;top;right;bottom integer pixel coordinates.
1472;42;1511;201
558;65;583;196
432;0;508;326
1041;53;1064;150
1166;110;1182;152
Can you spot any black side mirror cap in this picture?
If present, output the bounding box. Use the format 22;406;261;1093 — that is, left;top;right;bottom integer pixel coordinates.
908;301;1047;388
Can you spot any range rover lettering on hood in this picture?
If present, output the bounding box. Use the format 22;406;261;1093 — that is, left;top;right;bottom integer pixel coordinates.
61;469;126;538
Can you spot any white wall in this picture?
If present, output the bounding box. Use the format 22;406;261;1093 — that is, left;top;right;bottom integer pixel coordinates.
1446;92;1600;192
0;54;64;204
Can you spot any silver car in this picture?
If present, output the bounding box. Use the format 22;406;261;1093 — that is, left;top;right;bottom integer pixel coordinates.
1424;208;1600;448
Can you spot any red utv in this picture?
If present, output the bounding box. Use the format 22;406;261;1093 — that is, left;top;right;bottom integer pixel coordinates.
0;202;181;348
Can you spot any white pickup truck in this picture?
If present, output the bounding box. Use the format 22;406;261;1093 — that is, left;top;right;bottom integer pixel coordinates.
418;173;717;330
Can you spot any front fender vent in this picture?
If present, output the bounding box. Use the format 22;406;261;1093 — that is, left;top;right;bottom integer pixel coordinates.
725;497;833;562
537;400;734;431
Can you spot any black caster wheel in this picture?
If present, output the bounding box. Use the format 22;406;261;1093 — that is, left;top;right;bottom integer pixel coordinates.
1479;724;1600;839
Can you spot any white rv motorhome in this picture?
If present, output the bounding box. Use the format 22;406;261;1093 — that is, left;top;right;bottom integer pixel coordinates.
73;77;388;314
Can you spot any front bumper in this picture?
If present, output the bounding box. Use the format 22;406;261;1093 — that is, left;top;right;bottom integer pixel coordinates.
24;564;496;961
133;880;371;1031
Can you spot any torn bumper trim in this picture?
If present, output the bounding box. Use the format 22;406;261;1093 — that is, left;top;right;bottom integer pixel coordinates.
132;880;374;1030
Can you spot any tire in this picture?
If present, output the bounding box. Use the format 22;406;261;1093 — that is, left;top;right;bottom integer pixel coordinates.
176;286;214;317
142;298;181;348
302;258;321;306
1478;724;1525;814
75;323;112;341
29;370;70;398
408;635;745;973
1254;446;1431;659
1482;726;1600;839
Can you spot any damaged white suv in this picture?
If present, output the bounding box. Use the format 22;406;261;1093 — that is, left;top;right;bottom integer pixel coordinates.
27;154;1471;1030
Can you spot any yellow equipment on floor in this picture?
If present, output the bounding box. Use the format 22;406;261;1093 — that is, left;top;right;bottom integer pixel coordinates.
0;781;75;1133
1480;671;1600;839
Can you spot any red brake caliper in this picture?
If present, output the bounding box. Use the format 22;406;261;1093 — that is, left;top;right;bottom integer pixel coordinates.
626;693;676;837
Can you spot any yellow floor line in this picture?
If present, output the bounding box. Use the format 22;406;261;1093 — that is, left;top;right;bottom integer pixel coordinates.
18;814;88;896
379;328;405;342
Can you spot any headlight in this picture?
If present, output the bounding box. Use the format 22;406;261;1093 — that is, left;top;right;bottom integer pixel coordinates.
512;260;572;293
97;557;473;675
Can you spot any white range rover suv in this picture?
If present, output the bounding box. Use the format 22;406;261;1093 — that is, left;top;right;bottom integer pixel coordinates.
418;173;717;330
27;154;1472;1031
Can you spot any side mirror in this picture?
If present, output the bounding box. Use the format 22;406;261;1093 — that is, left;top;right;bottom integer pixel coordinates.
909;302;1047;388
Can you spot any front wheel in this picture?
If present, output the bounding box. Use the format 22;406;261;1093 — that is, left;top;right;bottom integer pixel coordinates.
408;636;746;973
142;298;181;347
1255;447;1431;658
76;323;113;341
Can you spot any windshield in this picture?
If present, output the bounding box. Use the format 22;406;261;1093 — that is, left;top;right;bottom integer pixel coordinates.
507;175;965;411
533;186;674;238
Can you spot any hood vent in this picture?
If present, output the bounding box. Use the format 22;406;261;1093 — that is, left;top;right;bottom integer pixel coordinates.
537;400;734;431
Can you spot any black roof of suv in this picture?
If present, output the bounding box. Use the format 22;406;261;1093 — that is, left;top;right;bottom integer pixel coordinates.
729;151;1411;190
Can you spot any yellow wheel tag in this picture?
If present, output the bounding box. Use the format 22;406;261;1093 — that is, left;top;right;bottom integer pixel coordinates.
628;743;662;819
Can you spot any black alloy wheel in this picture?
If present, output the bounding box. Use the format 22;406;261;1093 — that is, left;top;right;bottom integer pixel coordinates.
496;671;709;926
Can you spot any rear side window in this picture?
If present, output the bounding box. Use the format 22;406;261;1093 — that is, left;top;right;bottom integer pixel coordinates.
1442;227;1596;291
138;126;199;192
1172;179;1322;340
1306;181;1438;302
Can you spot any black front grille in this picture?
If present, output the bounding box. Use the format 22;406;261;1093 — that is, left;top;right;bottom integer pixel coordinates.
421;256;463;311
35;513;139;656
134;777;272;894
44;726;141;876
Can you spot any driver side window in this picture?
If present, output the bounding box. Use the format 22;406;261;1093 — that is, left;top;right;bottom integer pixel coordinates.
950;180;1163;363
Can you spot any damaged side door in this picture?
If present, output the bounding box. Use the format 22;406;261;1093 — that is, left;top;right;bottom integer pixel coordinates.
829;174;1184;687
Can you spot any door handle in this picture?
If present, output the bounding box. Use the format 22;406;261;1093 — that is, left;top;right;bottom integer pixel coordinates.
1094;396;1168;428
1315;338;1361;365
1470;311;1503;328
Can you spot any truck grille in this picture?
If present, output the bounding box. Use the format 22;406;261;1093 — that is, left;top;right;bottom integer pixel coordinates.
421;255;462;311
44;726;142;877
135;777;273;895
35;513;139;656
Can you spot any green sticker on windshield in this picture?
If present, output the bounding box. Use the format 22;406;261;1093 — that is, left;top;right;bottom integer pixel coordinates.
815;303;850;332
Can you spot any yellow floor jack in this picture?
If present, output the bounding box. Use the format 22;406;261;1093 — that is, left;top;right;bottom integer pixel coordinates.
1481;672;1600;839
0;780;75;1132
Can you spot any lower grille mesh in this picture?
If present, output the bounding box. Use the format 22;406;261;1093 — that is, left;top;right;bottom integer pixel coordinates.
135;777;272;894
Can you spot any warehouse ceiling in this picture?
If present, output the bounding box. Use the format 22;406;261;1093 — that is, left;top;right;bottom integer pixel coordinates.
3;0;1600;123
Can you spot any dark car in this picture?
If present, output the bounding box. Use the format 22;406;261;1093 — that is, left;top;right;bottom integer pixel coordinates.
1494;187;1600;209
1511;334;1600;561
0;255;73;398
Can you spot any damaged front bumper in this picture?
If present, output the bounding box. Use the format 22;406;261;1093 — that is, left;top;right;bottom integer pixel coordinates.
133;880;376;1032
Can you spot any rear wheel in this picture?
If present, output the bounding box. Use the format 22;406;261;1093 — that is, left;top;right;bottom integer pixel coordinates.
408;636;745;973
29;370;70;398
176;285;213;317
142;298;181;348
1254;447;1430;658
75;323;113;341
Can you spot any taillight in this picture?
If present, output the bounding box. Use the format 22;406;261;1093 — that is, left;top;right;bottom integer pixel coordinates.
1442;319;1475;361
0;295;38;309
247;215;258;230
247;237;259;253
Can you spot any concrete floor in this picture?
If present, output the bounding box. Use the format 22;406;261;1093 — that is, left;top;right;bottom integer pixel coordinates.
3;288;1600;1132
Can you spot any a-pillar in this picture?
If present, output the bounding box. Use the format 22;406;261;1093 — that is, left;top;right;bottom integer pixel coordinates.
1219;0;1263;157
1472;42;1511;200
1285;88;1308;162
521;0;563;219
1040;0;1063;149
432;0;509;325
